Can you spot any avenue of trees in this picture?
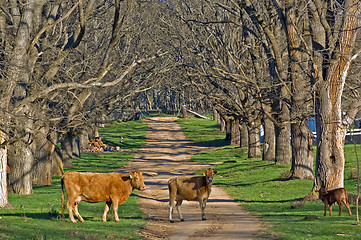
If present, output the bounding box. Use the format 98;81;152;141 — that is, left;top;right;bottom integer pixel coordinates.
0;0;360;206
158;0;361;198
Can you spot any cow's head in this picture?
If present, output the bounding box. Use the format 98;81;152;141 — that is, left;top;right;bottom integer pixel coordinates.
317;187;328;197
202;168;217;184
130;171;146;191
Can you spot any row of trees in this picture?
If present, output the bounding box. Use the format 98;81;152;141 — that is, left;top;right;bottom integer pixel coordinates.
155;0;361;197
0;0;360;207
0;0;171;207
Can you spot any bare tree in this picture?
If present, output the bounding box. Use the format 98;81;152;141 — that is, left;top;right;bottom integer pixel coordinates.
308;0;361;192
0;0;166;204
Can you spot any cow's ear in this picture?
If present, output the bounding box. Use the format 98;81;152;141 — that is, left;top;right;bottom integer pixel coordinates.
129;173;133;179
213;170;217;174
202;171;206;176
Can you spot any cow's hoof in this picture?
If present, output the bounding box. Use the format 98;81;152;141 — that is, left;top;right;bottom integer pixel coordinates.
181;219;185;222
170;220;174;223
202;218;207;221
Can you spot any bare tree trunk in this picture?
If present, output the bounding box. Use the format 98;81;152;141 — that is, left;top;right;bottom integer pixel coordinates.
33;128;57;186
231;119;240;146
61;133;74;168
51;147;64;176
225;117;232;141
72;137;80;158
8;141;33;195
5;0;35;195
213;108;220;124
240;121;249;148
262;116;275;161
310;0;360;190
32;128;56;186
275;118;291;164
181;105;188;118
290;123;314;179
248;121;261;158
287;2;314;179
220;116;226;131
0;130;10;208
79;129;90;150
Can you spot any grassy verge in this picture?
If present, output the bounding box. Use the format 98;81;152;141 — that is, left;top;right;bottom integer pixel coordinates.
1;120;148;240
176;117;227;147
178;117;361;240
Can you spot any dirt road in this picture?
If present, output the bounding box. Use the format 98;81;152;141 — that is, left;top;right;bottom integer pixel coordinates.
123;117;262;239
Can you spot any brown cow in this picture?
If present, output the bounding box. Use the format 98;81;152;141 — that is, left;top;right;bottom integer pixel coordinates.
61;171;146;222
317;187;352;216
168;168;217;222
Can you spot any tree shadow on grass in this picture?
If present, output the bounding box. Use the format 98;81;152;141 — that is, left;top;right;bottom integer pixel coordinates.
194;139;229;148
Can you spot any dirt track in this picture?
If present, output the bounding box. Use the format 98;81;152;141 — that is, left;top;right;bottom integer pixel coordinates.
123;117;262;239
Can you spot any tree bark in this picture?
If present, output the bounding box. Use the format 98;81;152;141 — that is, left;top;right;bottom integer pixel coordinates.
231;119;240;146
213;108;220;124
225;117;232;141
0;130;10;208
290;123;314;179
275;116;291;164
32;129;56;186
61;133;74;168
287;1;314;179
248;121;261;158
220;116;226;131
262;116;275;161
5;0;35;195
310;0;360;190
181;105;188;118
8;141;33;195
240;121;249;148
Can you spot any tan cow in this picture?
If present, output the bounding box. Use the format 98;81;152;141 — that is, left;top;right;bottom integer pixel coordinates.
168;168;217;222
61;171;146;222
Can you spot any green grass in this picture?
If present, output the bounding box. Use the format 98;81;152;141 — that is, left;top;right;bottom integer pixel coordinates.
178;117;361;240
176;117;227;147
1;120;148;240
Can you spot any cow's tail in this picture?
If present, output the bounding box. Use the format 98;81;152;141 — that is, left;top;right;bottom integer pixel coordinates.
61;176;65;219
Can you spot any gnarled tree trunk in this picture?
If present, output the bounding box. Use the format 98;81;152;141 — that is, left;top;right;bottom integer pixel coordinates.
310;0;361;190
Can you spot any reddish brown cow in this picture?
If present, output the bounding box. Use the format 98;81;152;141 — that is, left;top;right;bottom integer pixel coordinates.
168;168;217;222
317;187;352;216
61;171;146;222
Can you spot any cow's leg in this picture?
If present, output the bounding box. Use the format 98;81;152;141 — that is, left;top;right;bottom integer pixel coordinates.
67;196;83;223
329;204;333;216
175;200;184;222
73;204;84;222
199;199;207;220
323;203;327;216
168;187;177;223
337;201;343;216
343;200;352;216
169;202;174;223
102;201;111;222
66;201;77;223
112;199;120;222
